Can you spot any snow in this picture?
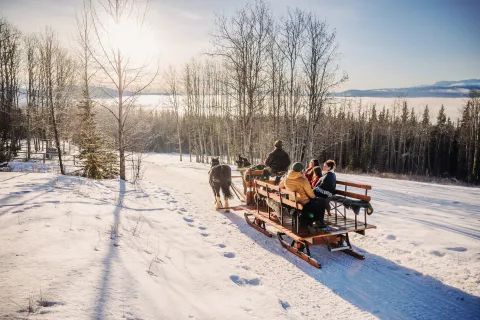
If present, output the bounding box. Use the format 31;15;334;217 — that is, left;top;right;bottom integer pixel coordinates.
92;95;468;123
8;161;60;173
1;153;479;319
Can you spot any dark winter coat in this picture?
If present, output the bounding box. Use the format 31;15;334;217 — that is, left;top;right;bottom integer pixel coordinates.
264;147;291;174
314;170;336;198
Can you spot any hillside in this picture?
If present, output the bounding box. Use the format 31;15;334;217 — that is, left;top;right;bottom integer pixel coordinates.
338;79;480;98
1;154;479;319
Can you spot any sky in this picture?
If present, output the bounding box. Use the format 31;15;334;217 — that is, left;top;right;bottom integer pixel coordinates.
0;0;479;91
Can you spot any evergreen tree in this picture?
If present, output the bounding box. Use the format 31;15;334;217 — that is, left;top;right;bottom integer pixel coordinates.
78;90;118;179
437;105;447;125
422;105;430;126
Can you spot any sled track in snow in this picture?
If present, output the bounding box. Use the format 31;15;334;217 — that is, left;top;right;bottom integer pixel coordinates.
144;160;480;320
0;172;29;183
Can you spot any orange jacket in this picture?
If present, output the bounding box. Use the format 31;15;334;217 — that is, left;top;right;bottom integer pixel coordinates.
280;171;315;205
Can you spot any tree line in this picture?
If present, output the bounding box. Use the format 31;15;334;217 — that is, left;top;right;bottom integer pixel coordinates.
147;87;480;184
0;0;478;184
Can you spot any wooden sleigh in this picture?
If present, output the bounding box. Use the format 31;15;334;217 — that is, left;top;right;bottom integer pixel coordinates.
229;170;376;268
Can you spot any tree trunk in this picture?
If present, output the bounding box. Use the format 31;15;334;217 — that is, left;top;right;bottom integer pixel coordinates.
50;96;65;175
118;48;126;181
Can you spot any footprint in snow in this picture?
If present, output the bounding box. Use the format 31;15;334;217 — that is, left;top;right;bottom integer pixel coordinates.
446;247;467;252
200;233;209;237
188;224;195;227
10;191;31;195
230;275;260;286
217;244;226;248
241;306;252;312
223;252;235;258
199;226;207;230
178;208;187;212
279;300;290;310
386;235;396;240
183;217;194;223
430;250;446;257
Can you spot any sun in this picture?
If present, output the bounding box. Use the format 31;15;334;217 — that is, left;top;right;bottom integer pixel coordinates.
105;17;157;65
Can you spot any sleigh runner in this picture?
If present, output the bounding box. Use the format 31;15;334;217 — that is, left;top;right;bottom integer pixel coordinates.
238;179;376;268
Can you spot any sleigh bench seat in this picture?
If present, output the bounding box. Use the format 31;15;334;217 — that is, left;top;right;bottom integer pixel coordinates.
242;179;377;268
329;180;375;234
252;180;375;235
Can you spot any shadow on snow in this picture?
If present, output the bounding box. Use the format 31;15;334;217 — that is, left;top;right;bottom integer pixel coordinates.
220;210;480;320
94;180;124;320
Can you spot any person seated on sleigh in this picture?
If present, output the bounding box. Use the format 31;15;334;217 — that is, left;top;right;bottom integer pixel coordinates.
264;140;291;185
313;160;337;198
305;158;320;184
310;165;322;188
312;160;337;216
280;162;328;228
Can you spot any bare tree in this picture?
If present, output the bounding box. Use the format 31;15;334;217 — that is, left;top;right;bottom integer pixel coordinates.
266;22;285;139
300;13;347;162
38;29;75;175
165;66;183;161
88;0;158;180
277;8;306;159
23;34;40;160
75;0;118;178
0;18;21;161
212;0;273;161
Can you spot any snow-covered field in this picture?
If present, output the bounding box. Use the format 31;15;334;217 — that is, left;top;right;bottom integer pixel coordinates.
1;154;479;319
94;95;467;123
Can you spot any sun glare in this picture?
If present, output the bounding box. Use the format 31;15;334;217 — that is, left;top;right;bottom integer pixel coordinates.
105;18;157;64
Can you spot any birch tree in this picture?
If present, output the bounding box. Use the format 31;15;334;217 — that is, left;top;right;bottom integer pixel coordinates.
39;29;75;175
212;0;273;160
89;0;157;180
300;13;347;162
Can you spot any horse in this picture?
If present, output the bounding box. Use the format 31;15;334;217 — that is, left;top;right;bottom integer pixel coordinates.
209;157;233;212
235;155;251;168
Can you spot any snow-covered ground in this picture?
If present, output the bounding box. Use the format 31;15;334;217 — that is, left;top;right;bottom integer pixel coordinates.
1;153;479;319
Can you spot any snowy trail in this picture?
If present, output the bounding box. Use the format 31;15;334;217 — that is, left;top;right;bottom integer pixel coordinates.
141;159;374;319
142;155;480;320
1;156;479;319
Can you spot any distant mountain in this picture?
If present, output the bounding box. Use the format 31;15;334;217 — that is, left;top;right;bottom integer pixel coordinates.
337;79;480;98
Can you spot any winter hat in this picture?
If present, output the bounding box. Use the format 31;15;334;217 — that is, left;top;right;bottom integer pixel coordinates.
292;162;304;172
274;140;283;147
